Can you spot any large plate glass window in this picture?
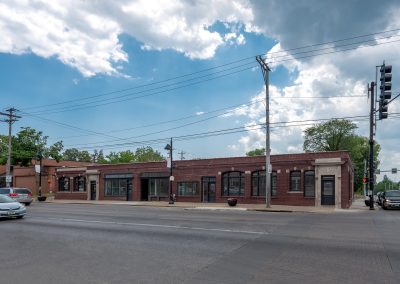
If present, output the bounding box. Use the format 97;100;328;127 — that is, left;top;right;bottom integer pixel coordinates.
178;182;199;196
222;171;244;196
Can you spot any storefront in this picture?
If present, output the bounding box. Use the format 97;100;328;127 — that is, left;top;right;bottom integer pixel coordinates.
55;151;354;208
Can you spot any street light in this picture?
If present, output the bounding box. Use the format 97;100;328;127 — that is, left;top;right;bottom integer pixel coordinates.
164;138;174;204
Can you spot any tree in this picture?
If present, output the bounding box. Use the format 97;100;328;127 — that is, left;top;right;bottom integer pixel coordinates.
62;148;92;162
303;120;380;192
303;119;357;152
106;150;135;164
92;149;107;163
246;148;266;157
9;127;64;166
133;147;164;162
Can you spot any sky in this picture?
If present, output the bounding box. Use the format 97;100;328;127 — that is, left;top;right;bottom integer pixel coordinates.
0;0;399;182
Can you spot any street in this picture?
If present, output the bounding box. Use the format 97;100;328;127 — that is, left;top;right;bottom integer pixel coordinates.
1;203;399;284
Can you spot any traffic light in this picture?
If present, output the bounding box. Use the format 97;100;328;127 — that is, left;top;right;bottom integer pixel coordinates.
379;62;392;120
363;177;368;183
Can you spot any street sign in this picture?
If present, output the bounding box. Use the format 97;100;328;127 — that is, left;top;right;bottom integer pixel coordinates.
268;164;272;174
5;175;12;183
166;157;171;168
35;165;41;173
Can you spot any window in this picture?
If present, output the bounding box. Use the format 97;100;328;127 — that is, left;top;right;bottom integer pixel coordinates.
252;171;265;196
252;171;277;197
290;171;301;192
105;178;129;196
58;177;70;192
149;178;169;197
304;171;315;197
271;172;277;197
178;182;199;196
73;176;86;192
222;171;244;196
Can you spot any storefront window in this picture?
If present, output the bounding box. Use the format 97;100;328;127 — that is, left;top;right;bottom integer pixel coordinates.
222;171;244;196
178;182;199;196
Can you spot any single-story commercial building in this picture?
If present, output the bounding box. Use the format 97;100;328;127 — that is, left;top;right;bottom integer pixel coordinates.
54;151;354;209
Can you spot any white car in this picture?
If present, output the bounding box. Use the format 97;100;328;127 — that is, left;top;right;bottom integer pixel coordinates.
0;187;33;205
0;195;26;219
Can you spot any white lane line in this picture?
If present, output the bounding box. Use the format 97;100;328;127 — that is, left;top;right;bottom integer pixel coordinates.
30;217;268;235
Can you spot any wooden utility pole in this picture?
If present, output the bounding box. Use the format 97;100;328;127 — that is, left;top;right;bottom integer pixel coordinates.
0;108;21;187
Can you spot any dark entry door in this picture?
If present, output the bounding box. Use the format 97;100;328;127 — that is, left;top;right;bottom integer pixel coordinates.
90;181;96;200
141;179;149;201
202;177;216;203
127;179;133;201
321;176;335;205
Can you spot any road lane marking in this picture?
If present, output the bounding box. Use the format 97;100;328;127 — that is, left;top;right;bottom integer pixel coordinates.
30;217;268;235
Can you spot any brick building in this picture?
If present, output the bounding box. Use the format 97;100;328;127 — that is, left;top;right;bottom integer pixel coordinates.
55;151;354;209
0;160;92;194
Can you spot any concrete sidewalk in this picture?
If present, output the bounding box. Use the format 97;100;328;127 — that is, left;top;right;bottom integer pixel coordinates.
39;197;370;213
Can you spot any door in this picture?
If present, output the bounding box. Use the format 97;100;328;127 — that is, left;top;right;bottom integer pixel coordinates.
90;181;96;200
321;176;335;205
141;179;149;201
126;179;133;201
202;177;216;203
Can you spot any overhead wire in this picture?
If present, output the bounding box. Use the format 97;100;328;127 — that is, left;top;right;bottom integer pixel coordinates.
20;28;400;115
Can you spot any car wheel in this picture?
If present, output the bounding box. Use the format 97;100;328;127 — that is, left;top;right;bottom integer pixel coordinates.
25;202;31;206
16;216;24;219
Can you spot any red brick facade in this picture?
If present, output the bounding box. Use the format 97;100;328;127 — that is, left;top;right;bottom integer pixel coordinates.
54;151;354;208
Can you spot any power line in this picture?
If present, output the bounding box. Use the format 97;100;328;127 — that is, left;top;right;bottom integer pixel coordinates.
20;29;400;115
25;94;368;147
67;114;375;151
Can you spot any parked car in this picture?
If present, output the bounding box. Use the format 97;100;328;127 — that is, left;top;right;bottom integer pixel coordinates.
0;187;33;205
381;190;400;210
0;194;26;219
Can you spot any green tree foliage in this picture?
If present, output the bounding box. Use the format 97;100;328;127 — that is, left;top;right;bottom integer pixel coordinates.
134;146;164;162
62;148;92;162
375;175;399;192
246;148;266;156
0;135;8;164
303;119;380;191
303;119;357;152
105;147;164;163
106;150;135;164
0;127;64;166
91;149;107;163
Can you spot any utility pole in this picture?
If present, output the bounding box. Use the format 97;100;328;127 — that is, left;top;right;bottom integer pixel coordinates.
164;138;174;204
363;158;368;197
0;107;21;187
178;151;186;160
256;55;271;208
369;82;375;210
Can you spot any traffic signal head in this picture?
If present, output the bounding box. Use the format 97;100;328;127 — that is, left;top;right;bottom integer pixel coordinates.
379;62;392;120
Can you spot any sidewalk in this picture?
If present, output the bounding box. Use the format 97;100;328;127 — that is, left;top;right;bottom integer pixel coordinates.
40;197;370;213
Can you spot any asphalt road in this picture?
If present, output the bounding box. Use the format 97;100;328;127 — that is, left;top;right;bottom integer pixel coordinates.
1;203;399;284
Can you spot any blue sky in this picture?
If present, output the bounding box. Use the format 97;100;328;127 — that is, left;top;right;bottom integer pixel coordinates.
0;0;399;181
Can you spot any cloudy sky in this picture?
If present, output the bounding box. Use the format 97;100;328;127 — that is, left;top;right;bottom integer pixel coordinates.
0;0;399;181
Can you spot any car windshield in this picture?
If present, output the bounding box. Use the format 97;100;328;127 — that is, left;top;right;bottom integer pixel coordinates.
0;195;15;203
386;191;400;197
0;188;11;194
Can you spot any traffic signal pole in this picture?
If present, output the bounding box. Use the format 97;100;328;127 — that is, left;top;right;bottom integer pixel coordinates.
369;82;375;210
